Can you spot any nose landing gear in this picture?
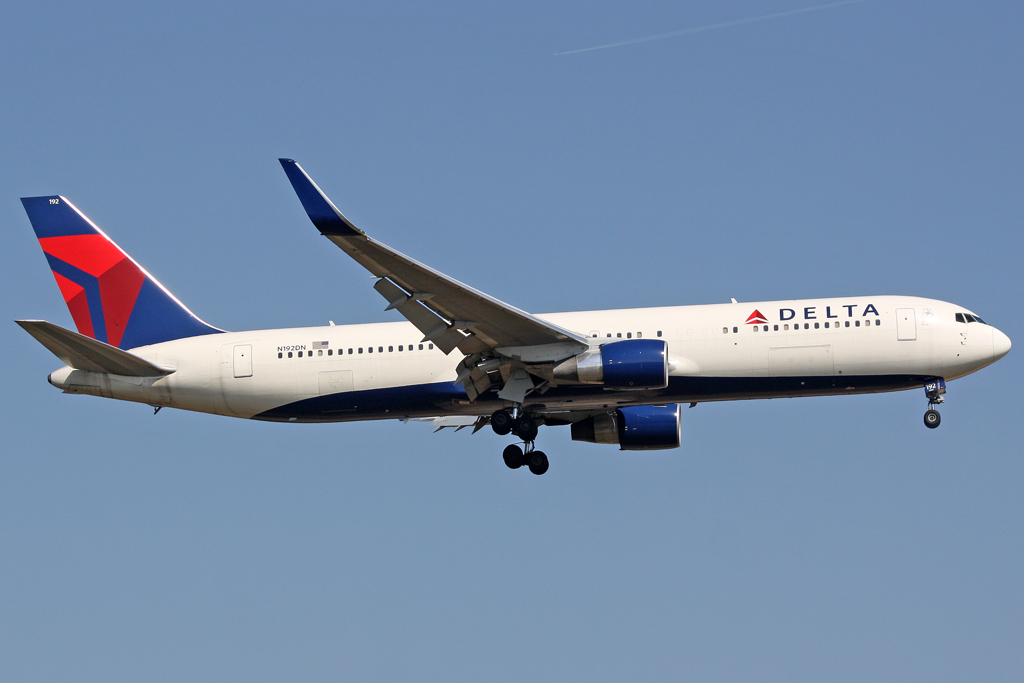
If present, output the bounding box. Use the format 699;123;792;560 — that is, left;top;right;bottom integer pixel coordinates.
923;378;946;429
492;409;548;474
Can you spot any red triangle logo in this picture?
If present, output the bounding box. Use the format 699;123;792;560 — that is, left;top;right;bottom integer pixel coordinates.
745;309;768;324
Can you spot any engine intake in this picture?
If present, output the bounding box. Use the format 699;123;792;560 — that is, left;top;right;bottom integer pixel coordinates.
553;339;669;390
570;404;681;450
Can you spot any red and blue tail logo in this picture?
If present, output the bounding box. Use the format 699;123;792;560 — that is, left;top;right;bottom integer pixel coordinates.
21;196;221;350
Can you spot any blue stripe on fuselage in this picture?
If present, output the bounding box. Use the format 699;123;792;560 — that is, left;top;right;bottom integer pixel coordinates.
251;374;934;423
253;381;469;423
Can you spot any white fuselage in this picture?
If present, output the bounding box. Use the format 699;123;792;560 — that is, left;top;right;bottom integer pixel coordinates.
47;296;1010;422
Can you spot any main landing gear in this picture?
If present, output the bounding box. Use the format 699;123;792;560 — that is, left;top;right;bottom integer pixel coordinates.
492;409;548;475
923;378;946;429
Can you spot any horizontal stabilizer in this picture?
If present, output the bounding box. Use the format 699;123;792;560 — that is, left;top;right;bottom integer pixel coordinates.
16;320;174;377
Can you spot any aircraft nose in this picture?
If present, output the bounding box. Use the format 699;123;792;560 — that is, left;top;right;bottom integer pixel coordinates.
992;327;1012;361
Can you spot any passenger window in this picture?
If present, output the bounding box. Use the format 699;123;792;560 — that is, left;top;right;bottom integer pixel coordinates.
824;322;829;328
359;348;363;354
287;352;292;358
763;325;768;332
784;324;789;330
773;325;778;331
348;348;353;354
657;331;662;337
419;344;424;350
814;323;819;329
607;333;612;338
398;345;403;351
732;327;738;333
723;327;728;334
328;349;333;356
753;326;758;332
278;352;283;358
318;350;323;356
627;332;632;339
637;332;643;338
429;344;434;349
845;321;850;328
298;351;303;357
617;333;622;338
389;346;393;352
855;320;861;327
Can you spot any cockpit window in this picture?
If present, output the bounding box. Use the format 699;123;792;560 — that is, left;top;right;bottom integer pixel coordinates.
973;315;987;324
956;313;966;323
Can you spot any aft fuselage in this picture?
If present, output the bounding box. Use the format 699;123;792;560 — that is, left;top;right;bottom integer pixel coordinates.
46;296;1011;422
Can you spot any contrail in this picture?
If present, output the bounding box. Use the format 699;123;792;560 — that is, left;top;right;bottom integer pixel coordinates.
554;0;869;56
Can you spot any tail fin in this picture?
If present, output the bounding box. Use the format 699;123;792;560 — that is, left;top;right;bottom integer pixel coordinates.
21;195;222;349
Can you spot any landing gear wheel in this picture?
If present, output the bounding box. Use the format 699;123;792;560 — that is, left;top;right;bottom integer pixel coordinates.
924;409;941;429
514;416;538;442
502;444;525;469
491;410;513;436
528;450;549;475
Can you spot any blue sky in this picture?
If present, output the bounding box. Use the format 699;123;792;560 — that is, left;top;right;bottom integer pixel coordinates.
2;1;1022;681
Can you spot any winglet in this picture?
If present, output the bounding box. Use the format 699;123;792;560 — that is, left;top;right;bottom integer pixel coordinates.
278;159;365;237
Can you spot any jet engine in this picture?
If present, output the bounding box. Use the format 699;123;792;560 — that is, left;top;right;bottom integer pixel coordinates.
552;339;668;390
570;404;681;450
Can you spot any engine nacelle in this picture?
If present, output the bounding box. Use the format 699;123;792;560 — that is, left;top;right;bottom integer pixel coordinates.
570;404;681;451
553;339;669;390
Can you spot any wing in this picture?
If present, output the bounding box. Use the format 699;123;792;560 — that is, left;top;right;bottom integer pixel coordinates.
279;159;589;402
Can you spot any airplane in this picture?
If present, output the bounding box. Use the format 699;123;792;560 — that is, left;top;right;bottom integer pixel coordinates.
17;159;1012;475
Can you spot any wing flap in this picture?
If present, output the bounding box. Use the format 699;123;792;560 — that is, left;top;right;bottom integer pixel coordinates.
16;320;174;377
372;277;463;354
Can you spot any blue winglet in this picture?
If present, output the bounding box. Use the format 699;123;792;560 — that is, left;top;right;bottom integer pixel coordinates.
278;159;364;237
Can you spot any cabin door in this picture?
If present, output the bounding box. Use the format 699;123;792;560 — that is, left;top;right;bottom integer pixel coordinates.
233;344;253;378
896;309;917;341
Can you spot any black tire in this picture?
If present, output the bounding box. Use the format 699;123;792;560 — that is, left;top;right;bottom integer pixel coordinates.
502;444;525;469
528;450;549;475
924;409;941;429
515;416;538;442
491;410;513;436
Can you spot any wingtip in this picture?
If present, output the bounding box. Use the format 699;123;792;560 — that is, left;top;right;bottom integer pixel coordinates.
278;158;364;238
